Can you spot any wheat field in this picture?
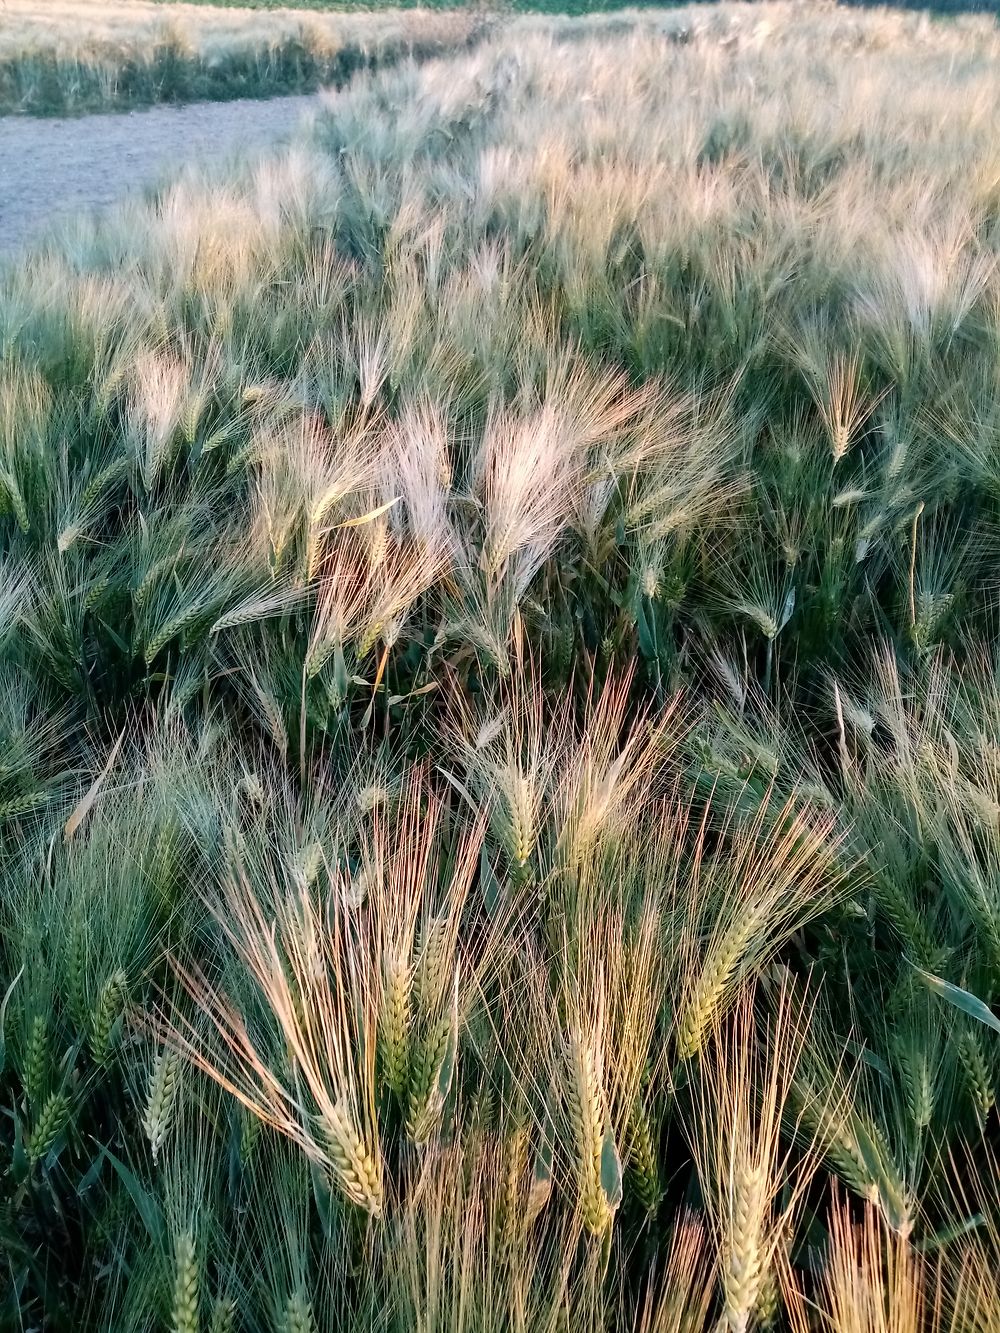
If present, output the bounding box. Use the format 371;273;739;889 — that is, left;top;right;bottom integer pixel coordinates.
4;2;1000;1328
0;0;487;113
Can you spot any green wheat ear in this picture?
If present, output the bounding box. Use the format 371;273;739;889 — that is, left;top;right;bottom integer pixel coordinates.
406;1006;458;1145
171;1230;200;1333
24;1013;49;1110
143;1047;181;1163
66;917;89;1034
753;1265;781;1331
626;1097;662;1215
207;1297;235;1333
89;969;127;1065
957;1027;994;1127
282;1290;316;1333
380;948;413;1102
28;1089;71;1165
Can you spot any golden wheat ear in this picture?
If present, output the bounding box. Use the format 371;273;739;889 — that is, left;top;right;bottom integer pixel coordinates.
813;1192;925;1333
636;1212;715;1333
673;786;846;1064
681;981;828;1333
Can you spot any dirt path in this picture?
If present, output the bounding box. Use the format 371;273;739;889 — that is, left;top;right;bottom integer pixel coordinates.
0;93;319;257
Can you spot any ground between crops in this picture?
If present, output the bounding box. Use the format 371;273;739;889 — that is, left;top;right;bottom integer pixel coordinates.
0;91;317;255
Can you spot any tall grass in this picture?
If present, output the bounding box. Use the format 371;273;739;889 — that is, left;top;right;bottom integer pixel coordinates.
0;0;490;115
4;2;1000;1327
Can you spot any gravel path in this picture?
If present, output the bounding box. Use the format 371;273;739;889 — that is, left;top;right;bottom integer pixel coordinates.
0;93;319;257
